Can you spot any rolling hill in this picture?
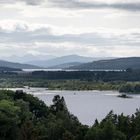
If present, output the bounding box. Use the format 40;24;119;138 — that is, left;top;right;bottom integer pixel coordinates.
69;57;140;70
0;60;41;69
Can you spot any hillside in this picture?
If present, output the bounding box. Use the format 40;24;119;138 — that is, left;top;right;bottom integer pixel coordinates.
69;57;140;70
0;60;41;69
0;67;22;72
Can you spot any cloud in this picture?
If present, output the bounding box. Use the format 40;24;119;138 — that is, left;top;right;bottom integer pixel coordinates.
0;0;44;5
0;1;139;58
48;0;140;12
0;22;140;47
0;0;140;12
23;0;44;5
0;21;139;58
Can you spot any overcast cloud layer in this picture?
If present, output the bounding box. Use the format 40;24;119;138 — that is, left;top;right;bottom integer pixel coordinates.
48;0;140;11
1;0;140;11
0;0;139;59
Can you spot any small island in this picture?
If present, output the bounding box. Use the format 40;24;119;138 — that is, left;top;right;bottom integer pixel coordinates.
117;93;132;99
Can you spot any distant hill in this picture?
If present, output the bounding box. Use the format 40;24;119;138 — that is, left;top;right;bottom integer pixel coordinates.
26;55;93;67
26;55;115;68
0;60;41;69
69;57;140;70
48;62;82;69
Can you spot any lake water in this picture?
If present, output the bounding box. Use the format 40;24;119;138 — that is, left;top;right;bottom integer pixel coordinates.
23;69;123;72
23;69;63;72
8;88;140;126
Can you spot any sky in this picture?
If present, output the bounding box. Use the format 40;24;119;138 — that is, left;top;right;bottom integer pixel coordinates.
0;0;140;59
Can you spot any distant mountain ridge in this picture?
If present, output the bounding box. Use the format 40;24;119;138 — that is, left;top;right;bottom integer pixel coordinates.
26;55;93;67
69;57;140;70
0;60;41;69
26;55;115;68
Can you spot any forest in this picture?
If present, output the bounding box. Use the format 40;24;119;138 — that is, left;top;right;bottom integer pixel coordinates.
31;69;140;81
0;90;140;140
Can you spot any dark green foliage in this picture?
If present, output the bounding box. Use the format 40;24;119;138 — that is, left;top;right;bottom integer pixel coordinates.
134;135;140;140
0;90;82;140
119;83;140;94
31;70;140;81
62;131;74;140
85;121;126;140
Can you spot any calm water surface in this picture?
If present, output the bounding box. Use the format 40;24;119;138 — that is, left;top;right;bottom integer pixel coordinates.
9;88;140;125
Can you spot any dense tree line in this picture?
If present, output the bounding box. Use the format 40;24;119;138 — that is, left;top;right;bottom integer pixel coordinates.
0;68;140;82
119;83;140;94
1;90;140;140
31;69;140;81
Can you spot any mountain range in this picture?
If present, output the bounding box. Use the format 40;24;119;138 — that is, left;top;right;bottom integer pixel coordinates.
25;55;115;68
0;55;114;69
0;55;139;71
